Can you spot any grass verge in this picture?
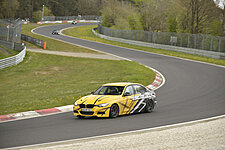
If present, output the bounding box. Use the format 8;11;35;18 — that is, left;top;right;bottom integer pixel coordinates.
0;49;10;59
0;45;19;59
0;52;155;115
22;23;98;53
62;25;225;66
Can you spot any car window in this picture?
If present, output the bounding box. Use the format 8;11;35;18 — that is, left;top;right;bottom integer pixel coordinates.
98;86;108;95
124;85;134;96
94;86;124;95
133;85;147;94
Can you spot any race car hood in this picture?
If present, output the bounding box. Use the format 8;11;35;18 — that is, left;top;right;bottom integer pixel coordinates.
77;95;120;105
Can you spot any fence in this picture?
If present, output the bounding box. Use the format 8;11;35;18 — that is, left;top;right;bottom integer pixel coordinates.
43;15;100;21
0;40;13;50
0;40;24;52
0;46;26;70
21;34;46;49
97;25;225;53
0;19;22;50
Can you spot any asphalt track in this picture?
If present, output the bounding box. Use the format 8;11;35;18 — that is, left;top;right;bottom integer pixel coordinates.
0;23;225;149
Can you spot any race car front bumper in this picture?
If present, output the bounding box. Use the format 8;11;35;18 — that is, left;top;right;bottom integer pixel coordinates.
73;105;111;117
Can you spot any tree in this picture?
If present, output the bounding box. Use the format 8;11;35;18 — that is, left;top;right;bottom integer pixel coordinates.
214;0;225;36
32;6;53;22
76;0;102;15
168;17;178;32
175;0;219;34
138;0;170;32
101;0;120;27
0;0;19;19
101;0;142;30
17;0;33;19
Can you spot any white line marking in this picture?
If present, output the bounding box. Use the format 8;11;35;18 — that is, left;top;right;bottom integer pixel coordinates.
4;114;225;150
0;25;165;124
91;29;225;69
0;110;72;124
54;25;225;69
144;65;166;90
3;24;221;149
32;25;167;88
31;26;131;61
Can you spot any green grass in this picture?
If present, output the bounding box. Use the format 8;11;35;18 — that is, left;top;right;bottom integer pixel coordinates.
0;45;19;59
0;52;155;115
62;25;225;66
0;50;9;59
22;23;98;53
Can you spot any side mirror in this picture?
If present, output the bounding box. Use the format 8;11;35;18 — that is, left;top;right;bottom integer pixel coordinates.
123;92;131;97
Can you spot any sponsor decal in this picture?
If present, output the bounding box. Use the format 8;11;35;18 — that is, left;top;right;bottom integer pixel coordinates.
130;93;152;114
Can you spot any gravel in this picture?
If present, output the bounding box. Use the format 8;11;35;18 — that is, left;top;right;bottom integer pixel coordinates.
27;48;123;60
19;48;225;150
21;117;225;150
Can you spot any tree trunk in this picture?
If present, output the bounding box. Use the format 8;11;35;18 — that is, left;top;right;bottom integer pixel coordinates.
191;0;195;34
223;9;225;36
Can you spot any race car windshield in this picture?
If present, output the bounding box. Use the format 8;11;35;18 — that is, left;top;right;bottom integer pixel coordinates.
94;86;125;95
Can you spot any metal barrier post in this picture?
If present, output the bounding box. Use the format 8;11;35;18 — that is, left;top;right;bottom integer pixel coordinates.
210;36;213;51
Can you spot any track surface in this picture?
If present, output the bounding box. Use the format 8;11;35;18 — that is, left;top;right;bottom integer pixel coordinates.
0;23;224;149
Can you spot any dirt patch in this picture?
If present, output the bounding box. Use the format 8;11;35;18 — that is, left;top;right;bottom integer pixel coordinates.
34;71;50;75
27;48;123;60
51;66;61;71
34;66;63;76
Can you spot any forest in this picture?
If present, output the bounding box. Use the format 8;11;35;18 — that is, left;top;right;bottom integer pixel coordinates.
0;0;224;36
0;0;103;21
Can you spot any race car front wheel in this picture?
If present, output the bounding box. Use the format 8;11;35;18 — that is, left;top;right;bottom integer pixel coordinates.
76;115;85;119
109;104;119;118
145;99;154;113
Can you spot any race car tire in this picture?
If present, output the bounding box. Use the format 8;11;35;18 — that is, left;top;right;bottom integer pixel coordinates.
109;104;119;118
145;99;154;113
76;115;85;119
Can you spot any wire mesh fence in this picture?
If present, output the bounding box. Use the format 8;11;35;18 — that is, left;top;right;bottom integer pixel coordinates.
97;25;225;53
0;19;22;50
43;15;100;21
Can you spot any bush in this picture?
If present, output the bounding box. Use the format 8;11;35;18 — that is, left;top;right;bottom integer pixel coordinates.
32;7;53;22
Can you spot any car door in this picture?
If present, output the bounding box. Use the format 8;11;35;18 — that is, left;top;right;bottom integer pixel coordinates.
129;85;148;113
120;85;136;114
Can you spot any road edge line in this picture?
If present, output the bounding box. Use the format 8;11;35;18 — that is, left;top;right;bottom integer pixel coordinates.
31;26;131;61
5;114;225;150
0;24;165;123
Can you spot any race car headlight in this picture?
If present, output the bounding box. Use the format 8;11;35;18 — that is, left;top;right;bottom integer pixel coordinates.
97;103;109;107
74;102;78;106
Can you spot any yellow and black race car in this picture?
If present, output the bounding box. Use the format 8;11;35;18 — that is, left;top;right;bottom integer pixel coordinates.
73;82;156;118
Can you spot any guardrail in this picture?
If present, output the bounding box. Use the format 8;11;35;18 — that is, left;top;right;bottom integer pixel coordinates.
37;20;100;25
21;34;46;49
95;25;225;59
97;25;225;53
0;46;26;70
37;15;100;24
42;15;100;21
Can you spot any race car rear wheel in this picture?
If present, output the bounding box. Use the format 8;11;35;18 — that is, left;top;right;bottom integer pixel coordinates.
145;99;154;113
109;104;119;118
